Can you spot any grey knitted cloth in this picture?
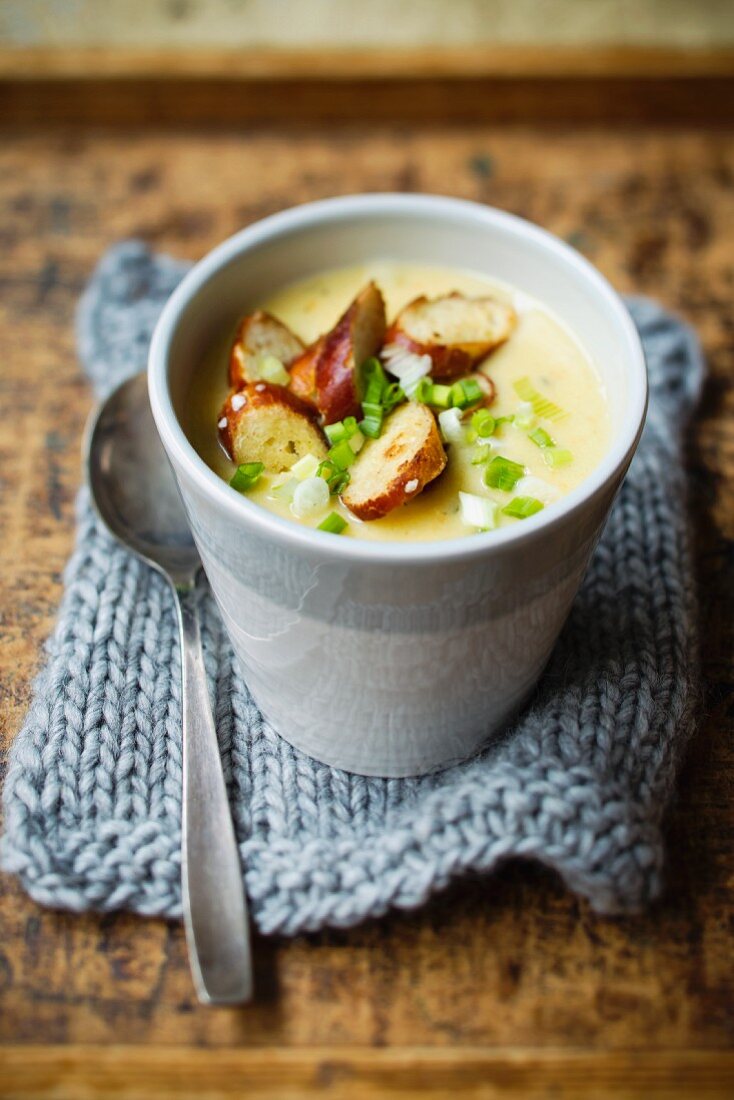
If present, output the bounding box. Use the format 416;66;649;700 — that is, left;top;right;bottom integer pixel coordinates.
1;242;703;935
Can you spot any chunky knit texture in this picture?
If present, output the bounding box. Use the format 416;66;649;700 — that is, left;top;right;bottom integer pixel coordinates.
1;242;703;934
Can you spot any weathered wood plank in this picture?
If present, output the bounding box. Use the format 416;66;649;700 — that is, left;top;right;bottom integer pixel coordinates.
3;45;734;79
3;1046;734;1100
2;75;734;126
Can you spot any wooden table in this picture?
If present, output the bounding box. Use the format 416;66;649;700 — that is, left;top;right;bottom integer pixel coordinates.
1;124;733;1098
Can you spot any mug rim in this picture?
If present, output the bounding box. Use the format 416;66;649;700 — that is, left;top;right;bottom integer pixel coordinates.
148;193;647;565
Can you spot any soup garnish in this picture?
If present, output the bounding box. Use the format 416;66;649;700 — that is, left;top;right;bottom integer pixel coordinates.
187;262;610;542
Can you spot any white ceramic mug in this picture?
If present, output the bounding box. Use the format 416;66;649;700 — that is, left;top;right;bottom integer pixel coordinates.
149;194;647;777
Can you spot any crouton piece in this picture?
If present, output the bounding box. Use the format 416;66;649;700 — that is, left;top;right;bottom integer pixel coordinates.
385;293;516;380
219;382;327;473
342;402;447;521
229;310;305;388
295;282;386;424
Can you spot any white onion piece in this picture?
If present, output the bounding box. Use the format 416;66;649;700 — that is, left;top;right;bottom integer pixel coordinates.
515;475;561;505
291;453;321;481
514;400;536;428
438;407;466;445
381;344;432;395
291;476;330;518
459;492;498;531
268;476;298;503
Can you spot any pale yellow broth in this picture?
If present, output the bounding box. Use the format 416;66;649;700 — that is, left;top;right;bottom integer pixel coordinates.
185;261;611;542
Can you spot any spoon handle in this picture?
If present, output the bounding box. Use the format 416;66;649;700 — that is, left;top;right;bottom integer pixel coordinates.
175;581;253;1004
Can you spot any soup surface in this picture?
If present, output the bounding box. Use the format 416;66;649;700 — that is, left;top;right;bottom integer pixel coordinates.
185;261;611;541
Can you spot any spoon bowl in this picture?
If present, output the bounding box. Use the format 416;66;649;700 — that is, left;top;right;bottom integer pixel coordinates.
85;371;199;584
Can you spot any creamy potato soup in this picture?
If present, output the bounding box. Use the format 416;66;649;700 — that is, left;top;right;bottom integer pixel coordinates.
185;262;611;541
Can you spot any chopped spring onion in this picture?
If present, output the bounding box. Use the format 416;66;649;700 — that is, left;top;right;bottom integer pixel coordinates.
357;357;407;439
513;377;566;422
325;417;365;453
291;476;330;518
528;426;555;449
471;408;496;438
359;405;384;439
413;379;453;408
382;382;406;412
502;496;545;519
543;447;574;468
431;383;452;408
468;414;508;442
459;491;499;531
318;511;348;535
438;406;466;445
255;355;290;386
471;445;492;465
324;423;344;445
450;377;484;410
360;357;387;403
290;452;322;481
349;429;365;453
412;377;433;403
324;416;358;445
229;462;264;492
484;455;525;492
327;438;358;470
317;459;350;494
360;416;383;440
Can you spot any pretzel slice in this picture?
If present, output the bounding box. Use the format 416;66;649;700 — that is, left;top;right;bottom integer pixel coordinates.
342;402;447;521
219;382;327;473
290;282;386;424
229;310;305;388
385;292;515;380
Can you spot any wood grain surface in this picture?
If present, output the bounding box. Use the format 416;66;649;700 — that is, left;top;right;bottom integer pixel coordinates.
0;125;732;1097
4;45;734;78
2;46;733;126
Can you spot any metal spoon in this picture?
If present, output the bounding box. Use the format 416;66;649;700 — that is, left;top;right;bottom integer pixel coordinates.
84;370;252;1005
